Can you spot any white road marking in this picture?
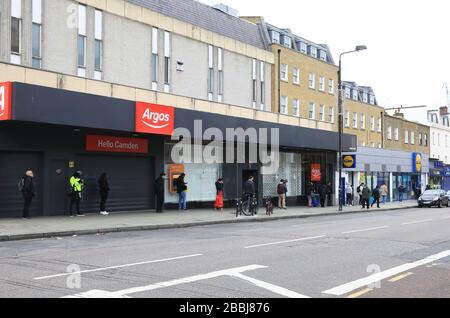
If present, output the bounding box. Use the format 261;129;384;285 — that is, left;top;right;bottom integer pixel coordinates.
322;250;450;296
244;235;326;249
64;264;310;298
442;216;450;220
34;254;203;280
231;273;309;298
401;219;433;226
341;226;390;234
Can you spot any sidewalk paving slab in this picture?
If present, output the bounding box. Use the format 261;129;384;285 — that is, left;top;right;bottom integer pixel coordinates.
0;201;418;242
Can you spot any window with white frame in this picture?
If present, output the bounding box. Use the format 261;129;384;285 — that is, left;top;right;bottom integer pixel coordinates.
208;45;214;101
353;112;358;128
308;73;315;89
411;132;415;145
252;59;257;108
164;31;171;92
259;61;264;109
310;46;317;58
387;126;392;140
32;0;42;69
280;96;288;115
271;30;280;44
309;102;315;120
345;86;351;99
369;94;375;105
151;28;159;90
293;68;300;85
419;133;422;145
361;113;366;129
319;105;325;121
345;111;350;127
424;133;428;146
94;9;103;80
11;0;22;64
352;89;358;101
292;99;300;117
77;4;86;77
281;64;288;82
283;35;292;48
218;48;224;103
363;92;368;103
329;79;334;94
405;130;409;144
377;117;382;132
370;116;375;131
299;42;307;54
329;106;334;123
319;50;327;61
319;77;325;92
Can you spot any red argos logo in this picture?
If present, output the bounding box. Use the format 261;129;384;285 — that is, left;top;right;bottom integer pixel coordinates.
135;102;174;136
0;82;12;121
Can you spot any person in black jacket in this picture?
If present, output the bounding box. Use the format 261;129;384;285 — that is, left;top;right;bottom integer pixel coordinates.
155;173;166;213
319;183;328;208
371;185;381;208
214;178;224;211
21;170;36;219
98;173;110;215
177;173;188;211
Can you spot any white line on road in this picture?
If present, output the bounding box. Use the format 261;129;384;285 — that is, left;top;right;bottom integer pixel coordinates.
442;216;450;220
322;250;450;296
341;226;390;234
401;219;433;226
231;273;309;298
64;264;268;298
34;254;203;280
244;235;326;249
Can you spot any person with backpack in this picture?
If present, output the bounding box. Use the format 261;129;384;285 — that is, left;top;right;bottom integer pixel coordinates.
98;173;110;216
176;173;188;211
20;170;36;219
371;185;381;208
69;172;84;217
277;179;287;210
361;184;372;210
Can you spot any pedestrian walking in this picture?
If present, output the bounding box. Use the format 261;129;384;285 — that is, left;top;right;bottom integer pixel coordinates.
277;179;287;210
345;183;353;206
371;185;381;208
319;183;328;208
361;184;372;210
176;173;188;211
398;184;405;202
69;171;84;217
155;173;166;213
356;183;364;205
215;178;224;211
380;183;388;204
306;181;314;207
98;173;110;215
20;170;36;219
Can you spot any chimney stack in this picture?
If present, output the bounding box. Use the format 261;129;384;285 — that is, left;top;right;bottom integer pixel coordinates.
440;106;448;115
394;112;404;118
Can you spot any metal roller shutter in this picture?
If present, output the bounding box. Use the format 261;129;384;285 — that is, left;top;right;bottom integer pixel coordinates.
0;152;43;218
75;155;154;213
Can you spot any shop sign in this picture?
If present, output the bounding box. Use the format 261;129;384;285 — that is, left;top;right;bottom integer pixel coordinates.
412;153;422;173
311;164;321;182
343;155;356;169
86;135;148;154
135;102;174;136
0;82;12;121
433;160;444;168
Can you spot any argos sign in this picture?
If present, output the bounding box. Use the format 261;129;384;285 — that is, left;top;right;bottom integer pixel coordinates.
0;82;12;121
135;102;174;136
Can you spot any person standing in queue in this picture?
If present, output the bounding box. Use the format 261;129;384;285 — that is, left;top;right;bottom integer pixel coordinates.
177;173;188;211
98;173;110;216
69;171;84;217
277;179;287;210
20;170;36;219
361;184;372;210
319;183;328;208
214;178;224;211
155;173;166;213
306;181;314;208
371;185;381;208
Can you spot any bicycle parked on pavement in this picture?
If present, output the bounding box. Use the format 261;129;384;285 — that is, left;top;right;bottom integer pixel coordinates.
236;194;258;217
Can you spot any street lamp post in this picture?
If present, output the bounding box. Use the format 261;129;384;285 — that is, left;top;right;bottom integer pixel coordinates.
338;45;367;212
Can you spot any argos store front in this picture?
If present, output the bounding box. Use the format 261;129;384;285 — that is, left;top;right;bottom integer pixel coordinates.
0;82;356;218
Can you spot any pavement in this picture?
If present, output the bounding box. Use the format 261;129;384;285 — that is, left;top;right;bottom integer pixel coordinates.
0;205;449;298
0;201;418;242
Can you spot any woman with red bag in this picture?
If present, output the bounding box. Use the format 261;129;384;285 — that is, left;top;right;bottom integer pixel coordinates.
215;178;224;211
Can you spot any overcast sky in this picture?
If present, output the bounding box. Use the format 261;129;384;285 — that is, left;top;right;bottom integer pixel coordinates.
201;0;450;122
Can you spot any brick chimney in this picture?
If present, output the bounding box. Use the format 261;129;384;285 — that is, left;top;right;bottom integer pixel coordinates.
394;112;404;118
440;106;448;115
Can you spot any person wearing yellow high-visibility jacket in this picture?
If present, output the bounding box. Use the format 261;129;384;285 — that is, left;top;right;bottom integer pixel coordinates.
69;172;84;217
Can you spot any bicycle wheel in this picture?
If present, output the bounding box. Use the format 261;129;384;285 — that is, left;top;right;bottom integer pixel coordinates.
242;200;252;216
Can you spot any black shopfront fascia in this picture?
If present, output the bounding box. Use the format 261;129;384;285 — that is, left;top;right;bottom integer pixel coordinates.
11;82;357;152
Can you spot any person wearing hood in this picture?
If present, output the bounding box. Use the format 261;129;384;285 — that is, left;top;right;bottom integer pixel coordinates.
21;170;36;219
69;171;84;217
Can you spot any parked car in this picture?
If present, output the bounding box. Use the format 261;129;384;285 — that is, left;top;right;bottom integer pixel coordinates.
418;190;449;208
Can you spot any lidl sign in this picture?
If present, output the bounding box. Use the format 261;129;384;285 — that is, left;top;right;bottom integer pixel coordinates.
343;155;356;169
412;153;422;173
